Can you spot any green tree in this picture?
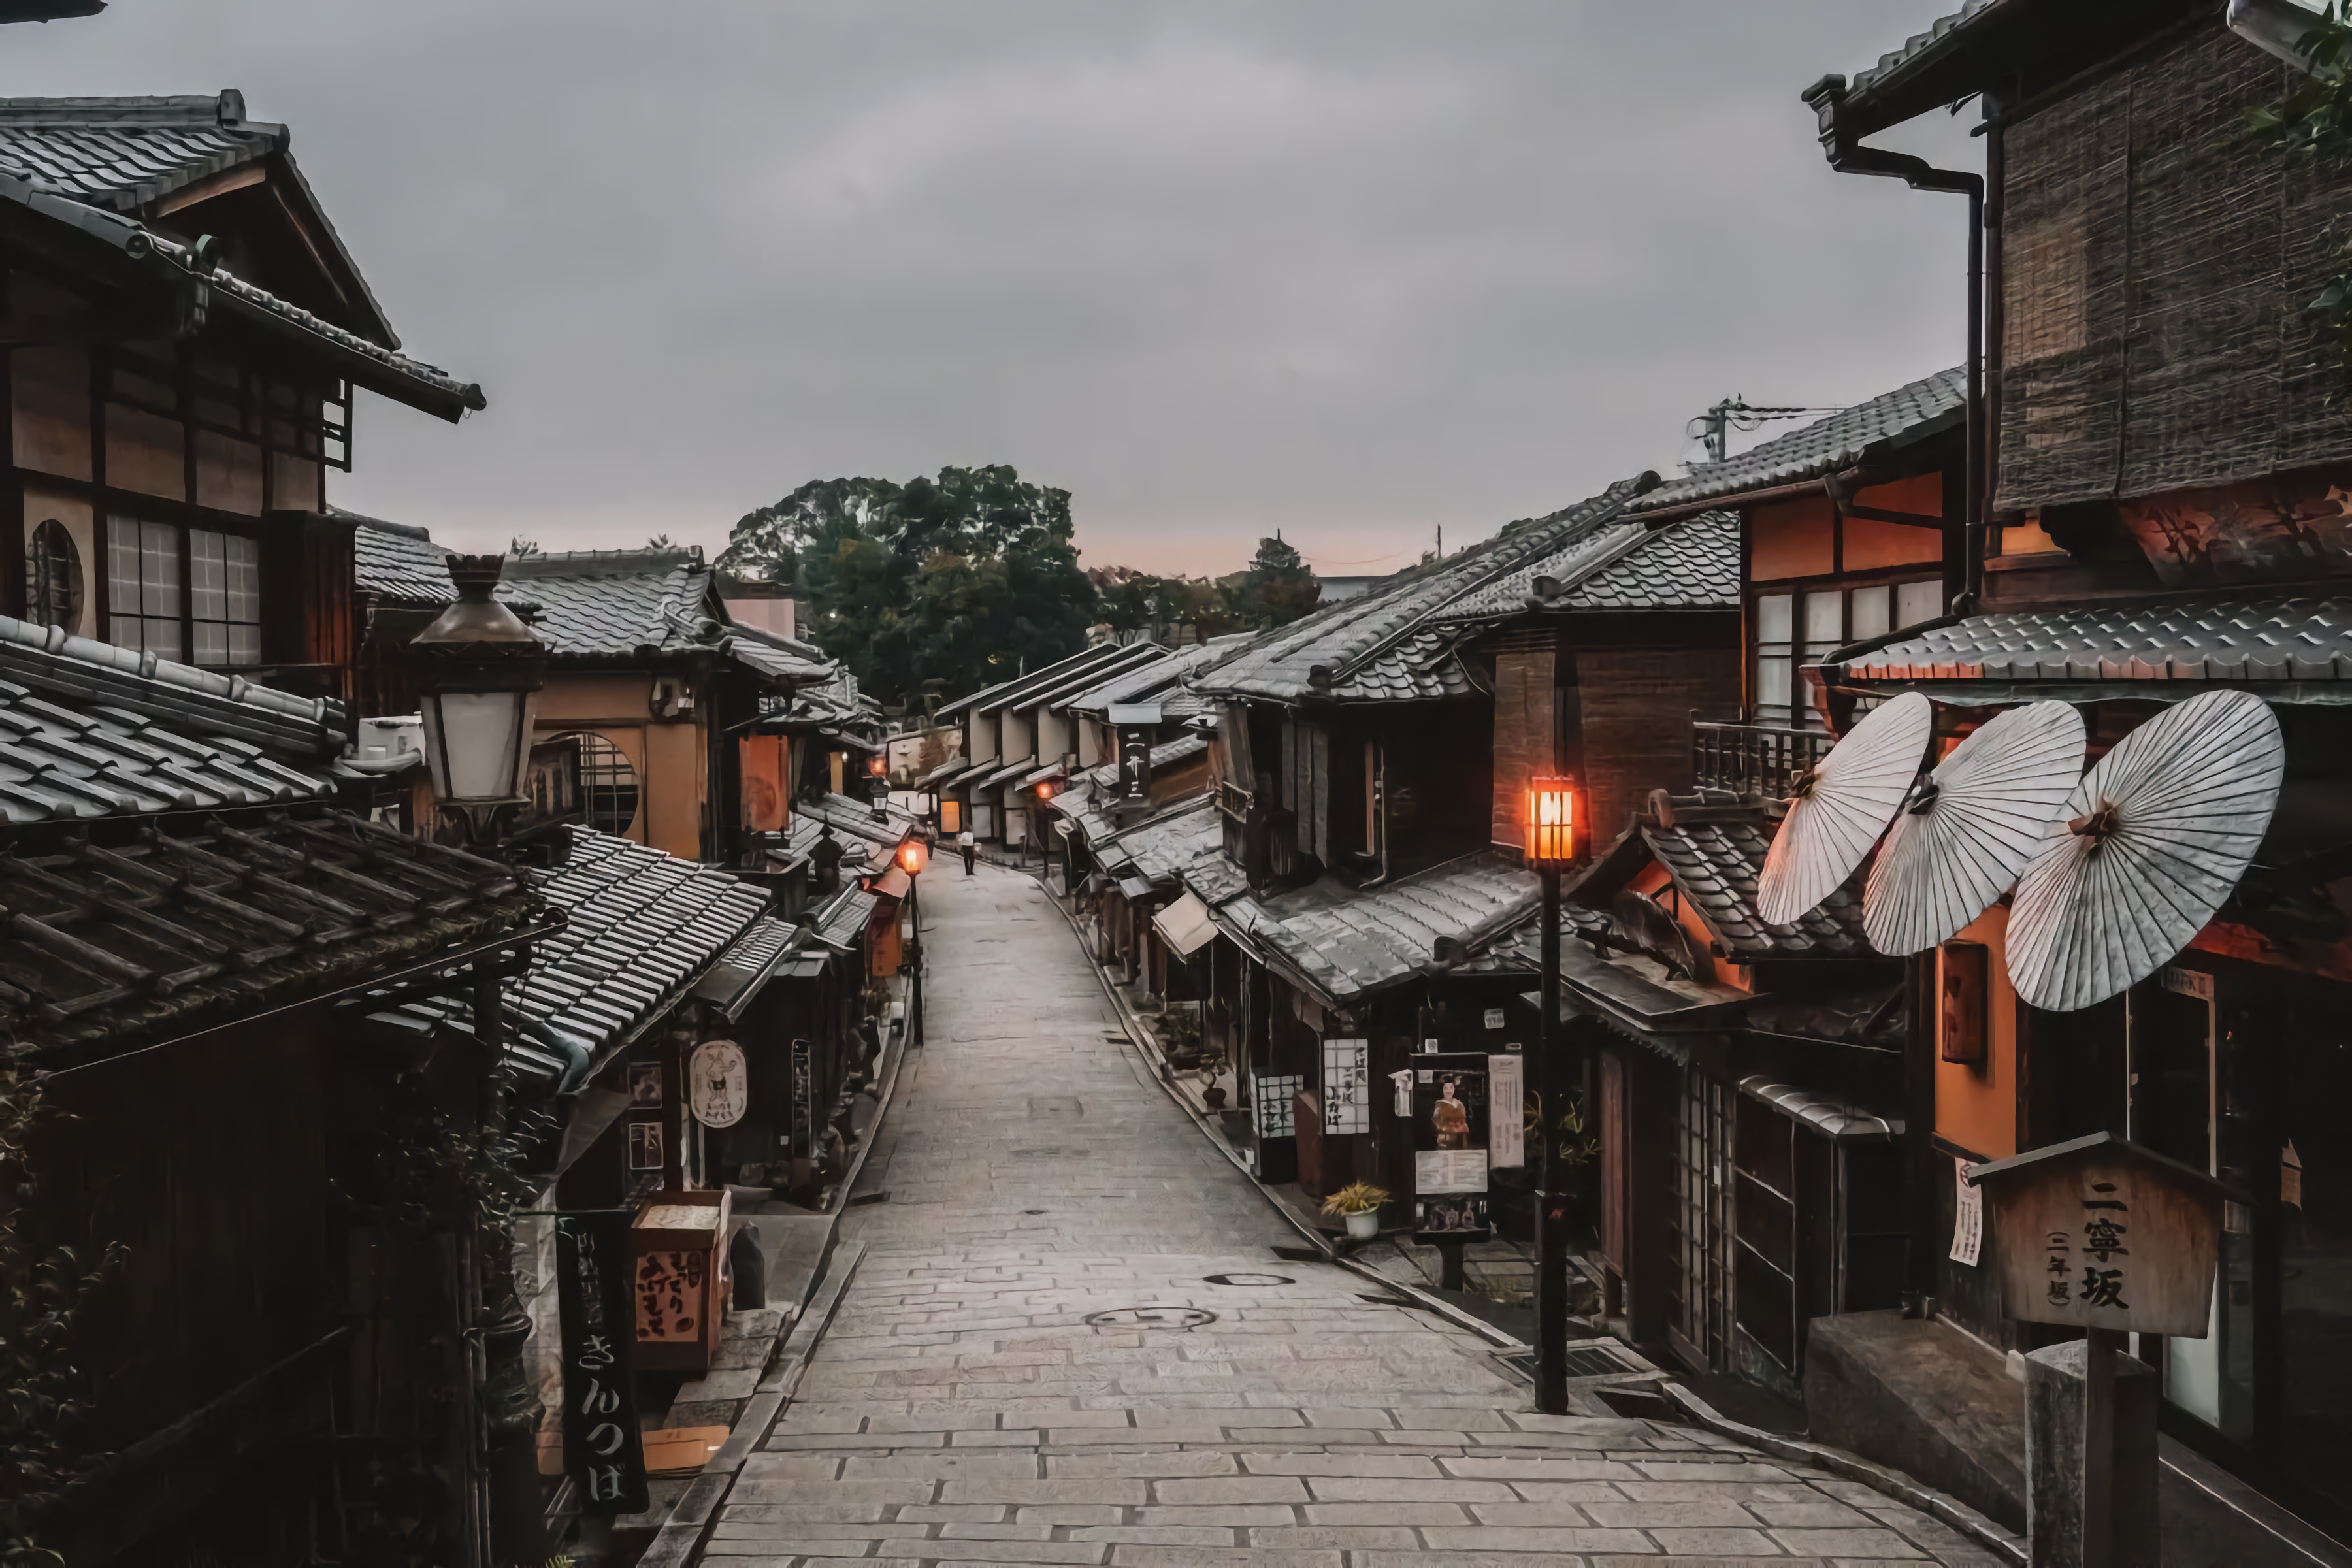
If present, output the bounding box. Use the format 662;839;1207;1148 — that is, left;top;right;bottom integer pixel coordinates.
1225;532;1321;629
2251;4;2352;376
715;466;1096;703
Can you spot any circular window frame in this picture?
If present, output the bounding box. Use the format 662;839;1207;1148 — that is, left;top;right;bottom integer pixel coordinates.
555;730;642;838
25;519;82;634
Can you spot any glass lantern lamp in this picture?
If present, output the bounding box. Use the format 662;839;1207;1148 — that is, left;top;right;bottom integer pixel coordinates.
1526;776;1580;870
409;553;547;847
897;837;928;877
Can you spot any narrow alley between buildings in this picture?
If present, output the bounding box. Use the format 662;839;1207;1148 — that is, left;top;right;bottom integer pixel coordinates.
697;860;2003;1568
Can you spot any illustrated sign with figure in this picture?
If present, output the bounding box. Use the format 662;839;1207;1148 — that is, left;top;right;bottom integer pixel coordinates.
554;1211;649;1514
1409;1052;1491;1241
689;1038;749;1129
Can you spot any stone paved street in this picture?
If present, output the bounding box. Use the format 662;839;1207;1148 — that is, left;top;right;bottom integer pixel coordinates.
706;861;2002;1567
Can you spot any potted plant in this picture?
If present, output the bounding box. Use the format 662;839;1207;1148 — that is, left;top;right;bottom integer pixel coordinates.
1320;1181;1392;1241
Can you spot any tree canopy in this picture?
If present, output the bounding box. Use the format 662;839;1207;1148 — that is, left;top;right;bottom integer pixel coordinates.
716;465;1098;704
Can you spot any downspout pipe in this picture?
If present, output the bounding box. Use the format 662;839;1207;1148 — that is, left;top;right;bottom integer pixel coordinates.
1801;74;1985;613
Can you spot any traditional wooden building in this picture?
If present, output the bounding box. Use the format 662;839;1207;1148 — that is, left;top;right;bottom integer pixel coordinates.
930;640;1139;843
0;93;483;707
1740;2;2352;1540
1176;478;1742;1223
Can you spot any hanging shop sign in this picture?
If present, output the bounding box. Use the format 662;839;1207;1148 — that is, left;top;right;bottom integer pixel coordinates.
790;1037;815;1160
555;1210;650;1514
1409;1052;1492;1241
689;1038;749;1129
1319;1038;1369;1134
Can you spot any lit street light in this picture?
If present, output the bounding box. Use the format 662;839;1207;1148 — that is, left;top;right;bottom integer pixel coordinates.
1527;776;1580;1416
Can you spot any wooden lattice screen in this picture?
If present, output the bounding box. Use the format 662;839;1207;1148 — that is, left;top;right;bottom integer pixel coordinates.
1997;23;2352;512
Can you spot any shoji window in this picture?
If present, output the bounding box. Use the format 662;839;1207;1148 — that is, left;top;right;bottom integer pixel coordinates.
1754;593;1793;721
106;516;182;661
189;529;261;666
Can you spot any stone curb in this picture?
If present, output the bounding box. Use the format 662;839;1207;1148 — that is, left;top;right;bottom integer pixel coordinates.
1654;1379;2029;1567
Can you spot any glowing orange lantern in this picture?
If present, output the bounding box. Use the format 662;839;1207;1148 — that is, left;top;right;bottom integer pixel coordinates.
1527;776;1579;870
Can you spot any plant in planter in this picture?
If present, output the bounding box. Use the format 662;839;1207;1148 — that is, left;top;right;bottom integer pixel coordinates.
1320;1181;1392;1242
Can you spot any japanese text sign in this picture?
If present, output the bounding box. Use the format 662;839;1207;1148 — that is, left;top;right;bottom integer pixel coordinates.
1966;1132;2223;1339
554;1211;649;1514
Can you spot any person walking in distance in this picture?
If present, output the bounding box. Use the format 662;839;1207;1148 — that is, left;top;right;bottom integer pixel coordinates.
958;828;976;876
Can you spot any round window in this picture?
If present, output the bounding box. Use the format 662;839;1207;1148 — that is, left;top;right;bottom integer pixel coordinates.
557;732;642;837
25;519;81;632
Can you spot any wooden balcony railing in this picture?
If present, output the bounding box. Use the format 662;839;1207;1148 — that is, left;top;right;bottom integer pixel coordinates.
1690;719;1834;801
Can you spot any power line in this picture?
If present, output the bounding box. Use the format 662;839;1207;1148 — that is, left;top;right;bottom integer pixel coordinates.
1686;395;1844;464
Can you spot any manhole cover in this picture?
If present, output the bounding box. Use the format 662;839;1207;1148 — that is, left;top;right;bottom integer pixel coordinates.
1202;1273;1293;1287
1085;1306;1216;1329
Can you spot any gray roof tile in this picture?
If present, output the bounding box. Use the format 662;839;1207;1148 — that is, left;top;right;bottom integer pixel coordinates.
1830;595;2352;685
1632;368;1965;514
1644;817;1871;960
503;549;717;659
1196;476;1656;704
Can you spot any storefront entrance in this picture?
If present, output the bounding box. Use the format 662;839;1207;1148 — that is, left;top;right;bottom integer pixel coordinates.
2125;955;2352;1534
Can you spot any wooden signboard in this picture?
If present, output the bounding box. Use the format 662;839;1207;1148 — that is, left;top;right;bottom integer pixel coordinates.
629;1189;732;1374
1938;941;1988;1065
1966;1132;2225;1337
554;1210;650;1514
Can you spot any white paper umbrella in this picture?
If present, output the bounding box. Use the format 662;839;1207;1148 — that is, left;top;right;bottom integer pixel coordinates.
1757;691;1935;926
2006;687;2283;1013
1863;700;2085;956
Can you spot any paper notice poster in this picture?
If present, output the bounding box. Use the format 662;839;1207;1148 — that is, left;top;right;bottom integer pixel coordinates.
1416;1149;1489;1194
1487;1053;1524;1169
2284;1139;2305;1209
1950;1158;1984;1267
1390;1069;1414;1117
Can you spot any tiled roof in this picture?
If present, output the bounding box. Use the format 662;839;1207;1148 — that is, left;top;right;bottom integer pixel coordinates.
809;882;879;953
1092;796;1220;889
1827;596;2352;685
797;792;918;849
968;755;1040;794
693;916;798;1015
1009;642;1168;713
5;809;527;1058
0;676;338;823
349;515;455;608
509;826;769;1059
1556;513;1740;612
502;549;717;659
937;642;1132;720
915;753;970;789
0;612;343;757
1065;639;1244;714
1844;1;2004;104
1184;851;1544;1006
1196;476;1654;704
1631;368;1966;514
728;624;837;685
0;91;396;350
1644;818;1871;960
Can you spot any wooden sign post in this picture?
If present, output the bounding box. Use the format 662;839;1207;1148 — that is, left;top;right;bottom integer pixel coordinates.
1965;1132;2226;1568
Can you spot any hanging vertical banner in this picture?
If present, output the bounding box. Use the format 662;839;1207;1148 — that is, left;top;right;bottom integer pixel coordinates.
1488;1051;1524;1169
1320;1038;1369;1134
1412;1052;1492;1241
555;1211;650;1514
740;734;790;832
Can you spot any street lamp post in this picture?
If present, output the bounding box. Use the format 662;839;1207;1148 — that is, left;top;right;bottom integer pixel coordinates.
410;554;547;849
1527;776;1580;1416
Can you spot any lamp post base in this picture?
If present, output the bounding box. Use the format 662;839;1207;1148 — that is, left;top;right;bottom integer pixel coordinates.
436;799;526;851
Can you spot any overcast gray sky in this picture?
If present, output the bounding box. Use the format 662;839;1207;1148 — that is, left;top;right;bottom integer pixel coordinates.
12;2;1978;578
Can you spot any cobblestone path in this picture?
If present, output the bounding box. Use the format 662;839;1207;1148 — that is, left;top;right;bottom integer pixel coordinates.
706;862;1999;1567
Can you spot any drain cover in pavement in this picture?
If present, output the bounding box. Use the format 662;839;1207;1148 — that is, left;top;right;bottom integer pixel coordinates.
1202;1273;1293;1287
1085;1307;1216;1329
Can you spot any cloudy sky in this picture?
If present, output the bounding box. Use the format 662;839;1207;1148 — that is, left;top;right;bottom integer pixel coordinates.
12;2;1978;578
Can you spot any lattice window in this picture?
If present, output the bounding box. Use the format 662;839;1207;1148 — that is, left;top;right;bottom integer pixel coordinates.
1667;1070;1734;1371
189;529;260;666
105;516;182;662
561;732;641;838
